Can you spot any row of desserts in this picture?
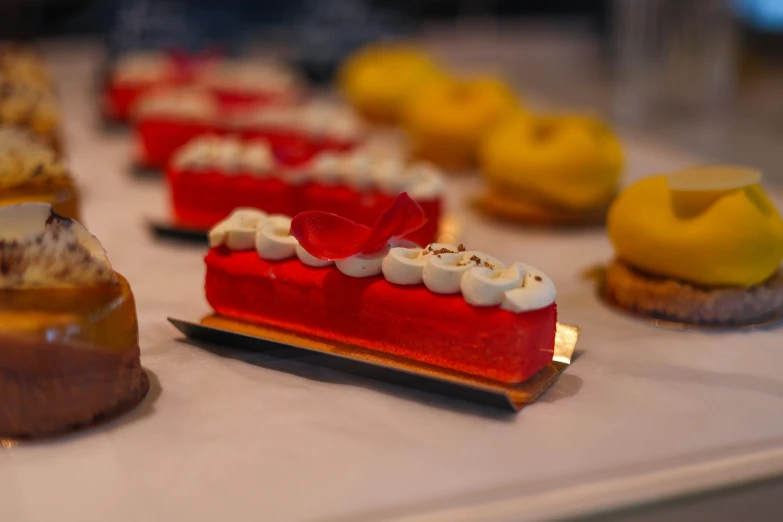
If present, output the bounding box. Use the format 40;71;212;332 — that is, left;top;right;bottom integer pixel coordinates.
0;44;78;218
0;46;148;438
115;42;783;329
4;43;783;441
339;44;624;226
123;44;623;232
5;162;782;438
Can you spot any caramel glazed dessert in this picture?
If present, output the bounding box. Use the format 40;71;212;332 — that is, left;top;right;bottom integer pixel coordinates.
0;203;148;438
0;126;80;218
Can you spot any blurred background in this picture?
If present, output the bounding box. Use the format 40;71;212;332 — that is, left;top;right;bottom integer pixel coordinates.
2;0;783;181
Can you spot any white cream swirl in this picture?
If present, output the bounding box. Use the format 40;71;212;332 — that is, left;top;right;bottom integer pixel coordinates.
501;264;557;312
255;216;297;260
335;247;389;278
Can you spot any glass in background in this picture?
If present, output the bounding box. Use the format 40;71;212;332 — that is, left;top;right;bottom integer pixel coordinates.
611;0;739;127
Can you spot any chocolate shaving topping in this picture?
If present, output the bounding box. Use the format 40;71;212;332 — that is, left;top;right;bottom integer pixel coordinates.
534;275;542;281
483;261;493;268
457;244;465;252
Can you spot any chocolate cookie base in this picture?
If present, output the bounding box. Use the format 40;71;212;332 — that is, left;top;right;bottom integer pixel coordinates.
0;334;149;439
605;259;783;327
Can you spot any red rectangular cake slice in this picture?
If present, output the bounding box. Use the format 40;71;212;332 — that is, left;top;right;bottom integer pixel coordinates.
205;249;556;383
168;136;444;246
203;196;557;384
133;93;357;169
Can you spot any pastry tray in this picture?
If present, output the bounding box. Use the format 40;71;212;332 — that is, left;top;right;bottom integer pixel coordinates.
169;315;579;412
148;219;208;244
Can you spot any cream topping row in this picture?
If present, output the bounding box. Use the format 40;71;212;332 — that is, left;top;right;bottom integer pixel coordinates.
133;93;362;141
173;135;445;199
209;209;556;312
112;52;297;93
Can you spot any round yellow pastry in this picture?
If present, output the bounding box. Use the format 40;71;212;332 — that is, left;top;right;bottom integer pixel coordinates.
402;75;519;171
478;113;623;224
338;44;442;125
607;167;783;287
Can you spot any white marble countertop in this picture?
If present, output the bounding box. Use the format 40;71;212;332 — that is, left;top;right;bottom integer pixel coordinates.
2;40;782;522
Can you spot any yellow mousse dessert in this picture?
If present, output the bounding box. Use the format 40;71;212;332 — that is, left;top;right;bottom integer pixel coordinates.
339;44;442;125
402;75;519;171
0;126;79;219
606;166;783;326
0;203;148;438
478;113;623;225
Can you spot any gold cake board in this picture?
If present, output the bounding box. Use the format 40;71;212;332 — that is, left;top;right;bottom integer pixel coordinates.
169;315;579;413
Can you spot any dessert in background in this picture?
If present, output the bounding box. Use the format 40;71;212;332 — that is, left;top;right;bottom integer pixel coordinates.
204;194;557;383
167;135;443;246
477;113;623;226
133;92;362;170
0;203;148;438
402;75;519;171
104;51;301;123
0;43;52;92
0;127;79;219
606;166;783;326
0;46;60;148
338;43;442;125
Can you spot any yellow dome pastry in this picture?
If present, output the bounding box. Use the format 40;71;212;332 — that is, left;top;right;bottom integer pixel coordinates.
402;75;519;171
605;166;783;326
338;44;442;125
477;113;623;225
0;203;148;438
0;126;79;219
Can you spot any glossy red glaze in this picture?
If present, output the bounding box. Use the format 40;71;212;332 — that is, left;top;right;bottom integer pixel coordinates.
167;167;441;246
205;249;557;383
105;82;159;122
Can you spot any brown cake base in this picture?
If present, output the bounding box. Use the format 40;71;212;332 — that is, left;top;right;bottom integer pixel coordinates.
605;259;783;327
476;187;610;227
0;334;149;439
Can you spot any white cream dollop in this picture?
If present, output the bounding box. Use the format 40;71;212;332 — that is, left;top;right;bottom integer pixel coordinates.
335;246;389;278
0;203;116;289
209;208;268;250
501;263;557;312
295;243;334;267
255;216;297;260
461;262;525;307
382;247;427;285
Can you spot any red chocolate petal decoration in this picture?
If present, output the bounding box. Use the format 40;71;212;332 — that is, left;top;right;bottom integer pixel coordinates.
290;193;428;260
359;193;427;254
290;212;372;261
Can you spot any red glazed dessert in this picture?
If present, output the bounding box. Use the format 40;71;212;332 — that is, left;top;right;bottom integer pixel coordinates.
204;194;557;383
167;135;444;245
133;92;359;169
103;51;299;123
